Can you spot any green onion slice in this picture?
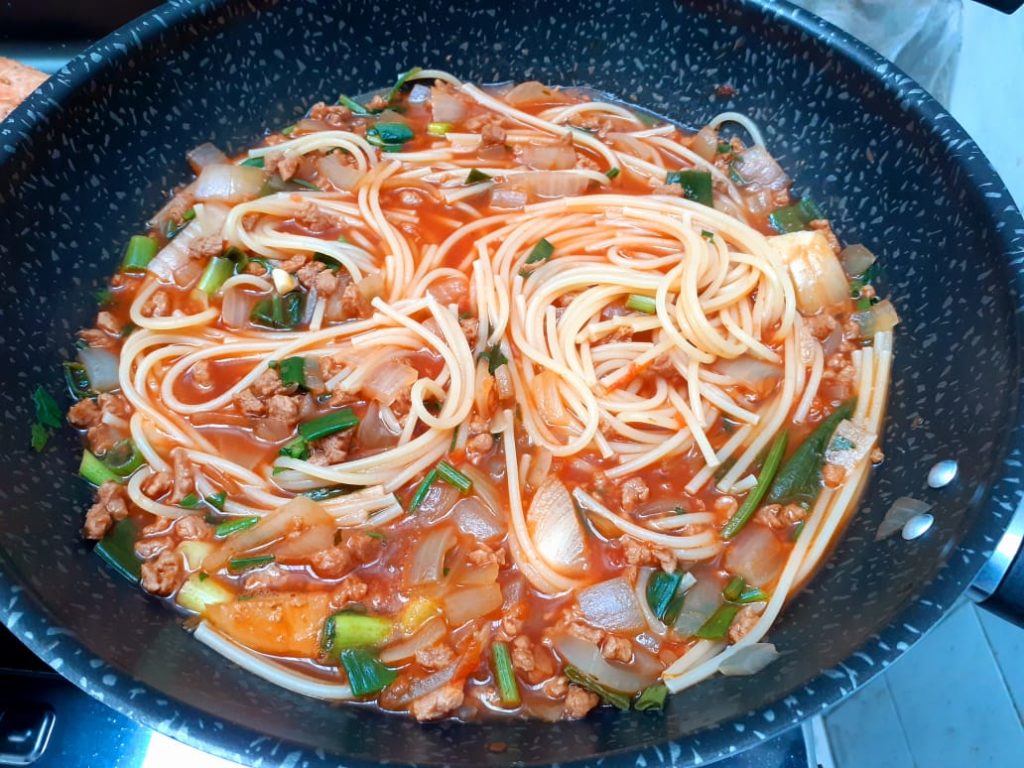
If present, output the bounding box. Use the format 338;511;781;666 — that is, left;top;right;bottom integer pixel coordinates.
491;641;522;707
626;294;657;314
338;648;397;697
721;430;788;539
436;461;472;493
525;238;554;264
665;170;713;206
228;554;276;572
409;469;438;512
694;604;740;640
215;516;259;538
80;450;122;486
121;235;158;272
298;409;360;442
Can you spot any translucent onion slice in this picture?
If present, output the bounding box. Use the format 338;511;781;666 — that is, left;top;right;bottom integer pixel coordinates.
577;577;646;632
527;477;588;576
551;634;658;694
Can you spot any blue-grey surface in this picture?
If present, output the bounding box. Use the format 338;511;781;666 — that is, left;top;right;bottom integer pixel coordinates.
1;1;1024;767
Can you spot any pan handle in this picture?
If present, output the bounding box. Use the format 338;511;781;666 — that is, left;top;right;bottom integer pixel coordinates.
969;497;1024;627
972;0;1023;12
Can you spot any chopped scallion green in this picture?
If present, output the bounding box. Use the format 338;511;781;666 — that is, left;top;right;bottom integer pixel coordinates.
736;587;768;604
768;197;825;234
80;450;122;486
101;439;146;477
279;436;309;461
215;516;259;538
626;294;657;314
337;94;372;115
646;571;683;621
480;344;508;375
694;604;740;640
338;648;397;697
388;67;423;102
605;167;621;179
409;469;438;512
277;356;307;390
302;486;354;501
564;665;631;710
198;255;233;295
491;641;522;707
239;156;265;168
63;362;94;401
182;208;197;221
206;491;227;511
436;461;472;493
322;611;393;655
250;292;304;330
722;430;788;539
767;398;855;507
366;122;414;148
94;518;141;584
228;554;275;572
634;683;669;711
121;235;158;272
722;576;746;602
465;168;491;184
525;238;554;264
298;409;360;441
665;169;713;206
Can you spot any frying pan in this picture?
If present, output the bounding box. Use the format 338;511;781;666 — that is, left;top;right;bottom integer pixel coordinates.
2;1;1024;765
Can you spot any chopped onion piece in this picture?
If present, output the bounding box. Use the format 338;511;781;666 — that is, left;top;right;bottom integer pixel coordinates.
186;142;229;173
852;299;900;337
493;363;514;400
363;360;417;407
407;526;456;584
442;583;502;626
527;477;588;576
489;185;528;210
452;497;505;541
194;163;266;203
78;347;119;392
520;142;576;170
840;243;876;276
221;288;253;329
771;231;850;313
732;144;788;191
408;84;431;103
578;577;646;632
534;370;568;426
673;573;725;637
691;126;719;162
203;496;332;572
876;497;933;541
357;401;402;451
357;272;385;302
149;203;229;286
431;87;467;124
273;524;336;562
713;356;782;384
551;634;657;694
380;616;446;664
505;81;574;106
516;171;588;199
719;643;780;676
723;525;785;587
825;419;875;471
316;153;364;191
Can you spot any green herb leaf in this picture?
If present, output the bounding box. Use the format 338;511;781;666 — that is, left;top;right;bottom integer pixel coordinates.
465;168;492;184
665;169;713;206
228;554;276;572
525;238;554;264
635;683;669;711
767;399;856;507
30;422;49;452
480;344;508;375
33;385;62;430
436;461;472;493
409;468;438;512
338;648;397;697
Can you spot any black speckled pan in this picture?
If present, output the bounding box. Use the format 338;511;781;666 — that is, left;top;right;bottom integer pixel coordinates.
2;1;1024;765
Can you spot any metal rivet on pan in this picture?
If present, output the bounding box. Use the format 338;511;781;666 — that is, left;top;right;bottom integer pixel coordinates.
902;513;934;541
927;460;958;488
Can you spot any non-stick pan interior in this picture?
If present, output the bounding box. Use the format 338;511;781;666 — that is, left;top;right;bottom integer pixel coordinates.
1;1;1021;765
